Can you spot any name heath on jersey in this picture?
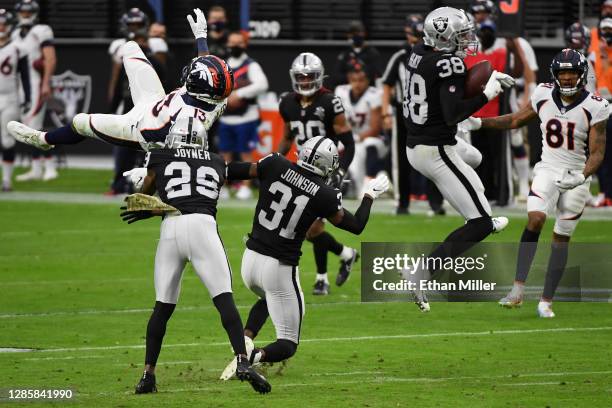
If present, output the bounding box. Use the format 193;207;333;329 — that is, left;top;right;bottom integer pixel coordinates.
280;168;321;196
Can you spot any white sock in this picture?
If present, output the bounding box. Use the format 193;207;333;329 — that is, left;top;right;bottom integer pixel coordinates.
2;161;12;184
538;299;552;307
39;132;48;145
316;273;328;283
30;159;43;176
511;281;524;297
340;246;354;261
514;157;530;196
44;157;56;172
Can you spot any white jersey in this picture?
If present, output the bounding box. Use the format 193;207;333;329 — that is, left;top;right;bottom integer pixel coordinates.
531;83;610;170
334;85;381;138
108;37;168;64
135;85;226;146
11;24;53;84
0;41;24;101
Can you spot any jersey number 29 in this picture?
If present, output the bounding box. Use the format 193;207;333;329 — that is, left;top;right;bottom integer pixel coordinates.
164;162;220;199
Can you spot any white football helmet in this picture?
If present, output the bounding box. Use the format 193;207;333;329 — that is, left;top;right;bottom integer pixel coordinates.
290;52;324;97
165;116;208;150
297;136;339;178
423;7;477;58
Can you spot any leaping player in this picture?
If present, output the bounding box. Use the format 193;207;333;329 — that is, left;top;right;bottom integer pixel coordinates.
8;9;230;153
462;49;609;317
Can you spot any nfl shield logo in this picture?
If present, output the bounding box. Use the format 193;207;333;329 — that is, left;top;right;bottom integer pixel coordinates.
48;70;92;127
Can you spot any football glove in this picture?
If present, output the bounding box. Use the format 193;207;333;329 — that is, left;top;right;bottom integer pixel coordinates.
329;168;346;189
187;8;207;39
493;71;515;88
555;170;586;191
483;70;503;101
120;208;155;224
458;116;482;132
123;167;147;190
363;174;390;200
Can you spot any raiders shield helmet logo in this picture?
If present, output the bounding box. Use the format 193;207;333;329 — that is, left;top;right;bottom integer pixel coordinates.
432;16;449;33
48;70;92;127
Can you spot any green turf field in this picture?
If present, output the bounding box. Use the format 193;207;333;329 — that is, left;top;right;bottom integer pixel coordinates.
1;170;612;407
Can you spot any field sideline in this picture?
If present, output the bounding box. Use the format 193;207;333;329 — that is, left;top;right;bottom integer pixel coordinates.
1;169;612;407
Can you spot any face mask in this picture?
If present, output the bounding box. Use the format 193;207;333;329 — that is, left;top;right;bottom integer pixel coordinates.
479;30;495;49
229;46;245;58
209;21;226;33
604;32;612;45
351;34;364;47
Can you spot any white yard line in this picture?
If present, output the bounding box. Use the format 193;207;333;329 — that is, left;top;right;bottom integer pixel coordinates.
2;326;611;355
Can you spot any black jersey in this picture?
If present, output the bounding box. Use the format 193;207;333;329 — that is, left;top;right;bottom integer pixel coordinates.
246;153;343;265
145;147;226;217
402;43;467;147
278;89;345;148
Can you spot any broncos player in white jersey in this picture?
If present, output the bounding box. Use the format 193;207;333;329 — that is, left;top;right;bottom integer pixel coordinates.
335;61;386;197
463;49;609;318
0;9;30;191
8;9;230;154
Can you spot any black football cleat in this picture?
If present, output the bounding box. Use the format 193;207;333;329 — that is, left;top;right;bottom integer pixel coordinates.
336;249;359;286
135;371;157;394
236;355;271;394
312;279;329;295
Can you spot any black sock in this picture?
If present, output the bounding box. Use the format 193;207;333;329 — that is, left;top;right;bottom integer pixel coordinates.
262;339;298;363
45;124;86;145
311;231;344;274
145;301;176;366
428;216;493;275
2;147;15;162
244;298;269;339
542;241;569;300
213;292;246;355
515;228;541;282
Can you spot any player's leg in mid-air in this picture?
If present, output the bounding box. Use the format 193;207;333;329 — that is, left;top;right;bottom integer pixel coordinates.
221;248;303;380
405;143;508;311
9;41;165;151
499;164;590;317
307;219;359;295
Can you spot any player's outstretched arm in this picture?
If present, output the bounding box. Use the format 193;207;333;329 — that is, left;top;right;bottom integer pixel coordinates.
328;175;389;234
187;8;209;56
461;103;538;132
333;113;355;171
583;119;607;178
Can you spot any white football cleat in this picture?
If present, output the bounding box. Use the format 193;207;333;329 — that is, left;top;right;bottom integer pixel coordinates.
499;293;523;308
7;121;53;151
537;301;555;318
492;216;509;233
220;336;254;381
15;160;43;182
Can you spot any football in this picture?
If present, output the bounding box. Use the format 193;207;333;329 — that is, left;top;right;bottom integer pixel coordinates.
464;60;493;98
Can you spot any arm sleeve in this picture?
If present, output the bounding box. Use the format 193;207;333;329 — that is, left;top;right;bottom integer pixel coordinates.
227;161;253;180
35;25;54;47
334;197;374;234
439;76;488;125
235;61;269;99
18;55;31;104
337;130;355;171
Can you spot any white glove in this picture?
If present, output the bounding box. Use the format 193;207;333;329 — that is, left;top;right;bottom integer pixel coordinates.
458;116;482;132
555;170;586;191
493;71;515;88
483;70;503;101
123;167;147;190
363;174;390;200
187;8;207;39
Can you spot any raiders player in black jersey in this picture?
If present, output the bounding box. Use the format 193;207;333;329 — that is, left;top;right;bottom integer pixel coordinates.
219;136;389;379
400;7;513;311
277;52;359;296
119;118;271;395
